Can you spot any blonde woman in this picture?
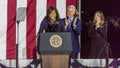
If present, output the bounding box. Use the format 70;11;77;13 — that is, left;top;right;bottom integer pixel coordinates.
88;11;107;58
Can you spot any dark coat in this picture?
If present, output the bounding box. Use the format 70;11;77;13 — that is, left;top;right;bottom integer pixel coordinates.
88;23;107;58
38;18;65;33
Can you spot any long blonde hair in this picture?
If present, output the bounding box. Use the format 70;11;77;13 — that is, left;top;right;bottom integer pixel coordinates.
93;11;105;28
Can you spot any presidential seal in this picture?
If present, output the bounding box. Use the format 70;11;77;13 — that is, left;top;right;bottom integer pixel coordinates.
50;35;62;48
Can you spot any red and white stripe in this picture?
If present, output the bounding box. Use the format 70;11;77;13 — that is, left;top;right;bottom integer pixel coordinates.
0;0;76;59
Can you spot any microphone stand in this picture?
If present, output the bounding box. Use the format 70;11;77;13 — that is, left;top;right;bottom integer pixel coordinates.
105;22;111;68
16;20;20;68
105;42;109;68
15;7;26;68
105;39;113;68
97;22;112;68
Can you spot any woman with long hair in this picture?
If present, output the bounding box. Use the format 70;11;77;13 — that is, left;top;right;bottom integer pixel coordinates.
88;10;107;58
38;7;65;33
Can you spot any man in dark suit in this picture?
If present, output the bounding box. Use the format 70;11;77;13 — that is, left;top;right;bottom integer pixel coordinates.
63;5;82;59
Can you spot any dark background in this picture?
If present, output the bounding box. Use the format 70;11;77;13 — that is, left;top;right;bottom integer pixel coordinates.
81;0;120;58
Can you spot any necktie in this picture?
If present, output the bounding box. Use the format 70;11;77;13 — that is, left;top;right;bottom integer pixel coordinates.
69;19;72;28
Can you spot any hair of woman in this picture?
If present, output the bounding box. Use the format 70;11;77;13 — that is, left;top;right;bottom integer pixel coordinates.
93;10;105;28
46;7;60;21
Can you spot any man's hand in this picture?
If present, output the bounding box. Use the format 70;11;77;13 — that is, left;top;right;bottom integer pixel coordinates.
73;17;77;26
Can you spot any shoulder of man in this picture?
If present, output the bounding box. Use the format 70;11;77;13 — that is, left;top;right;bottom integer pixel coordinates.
75;17;81;23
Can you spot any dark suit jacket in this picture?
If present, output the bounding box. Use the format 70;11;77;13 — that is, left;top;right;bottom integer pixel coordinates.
62;17;82;59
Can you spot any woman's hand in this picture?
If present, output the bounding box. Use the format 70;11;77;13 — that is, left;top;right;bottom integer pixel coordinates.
95;22;100;30
65;18;69;26
65;18;69;29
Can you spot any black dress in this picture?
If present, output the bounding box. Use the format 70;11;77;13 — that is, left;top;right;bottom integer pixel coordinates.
88;23;107;58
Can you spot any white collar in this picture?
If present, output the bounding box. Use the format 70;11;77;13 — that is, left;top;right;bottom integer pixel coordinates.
68;17;74;21
68;16;74;23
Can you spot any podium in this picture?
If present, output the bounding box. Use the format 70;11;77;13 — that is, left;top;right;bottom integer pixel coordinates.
38;32;72;68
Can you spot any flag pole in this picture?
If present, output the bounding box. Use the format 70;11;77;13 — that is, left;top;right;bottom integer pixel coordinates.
76;0;81;20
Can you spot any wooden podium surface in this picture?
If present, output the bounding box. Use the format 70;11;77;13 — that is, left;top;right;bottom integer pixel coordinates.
41;54;69;68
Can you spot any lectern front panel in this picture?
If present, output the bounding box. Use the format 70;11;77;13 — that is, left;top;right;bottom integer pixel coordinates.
39;32;72;54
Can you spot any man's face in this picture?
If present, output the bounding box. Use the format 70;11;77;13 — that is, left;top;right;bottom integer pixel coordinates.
67;8;75;18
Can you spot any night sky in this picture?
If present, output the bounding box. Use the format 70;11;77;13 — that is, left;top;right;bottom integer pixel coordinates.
81;0;120;58
81;0;120;17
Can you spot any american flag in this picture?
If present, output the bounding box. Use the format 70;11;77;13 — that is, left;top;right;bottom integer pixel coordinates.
0;0;76;59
